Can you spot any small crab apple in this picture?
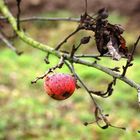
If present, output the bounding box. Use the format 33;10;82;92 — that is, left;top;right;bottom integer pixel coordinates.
44;73;76;100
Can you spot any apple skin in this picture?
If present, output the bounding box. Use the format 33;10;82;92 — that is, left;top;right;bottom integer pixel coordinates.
44;73;76;100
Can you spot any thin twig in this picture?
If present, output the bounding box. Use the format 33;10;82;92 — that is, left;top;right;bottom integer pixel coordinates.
31;56;64;84
85;0;88;14
64;61;102;110
122;35;140;77
0;16;80;22
90;77;117;98
65;61;125;130
0;31;22;55
76;54;127;59
44;52;50;64
1;0;140;132
70;43;82;58
1;0;140;91
55;27;82;50
70;36;91;58
16;0;22;30
83;114;109;126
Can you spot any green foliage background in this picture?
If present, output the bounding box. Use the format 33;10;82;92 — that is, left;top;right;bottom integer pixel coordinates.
0;11;140;140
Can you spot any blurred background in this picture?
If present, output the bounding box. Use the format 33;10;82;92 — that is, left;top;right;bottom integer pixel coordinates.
0;0;140;139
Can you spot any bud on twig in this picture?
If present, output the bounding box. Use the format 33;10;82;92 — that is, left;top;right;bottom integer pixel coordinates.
80;36;91;44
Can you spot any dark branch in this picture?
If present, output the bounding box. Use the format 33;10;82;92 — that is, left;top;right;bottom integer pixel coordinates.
0;0;140;132
64;61;101;108
85;0;88;14
0;31;22;55
31;56;64;84
16;0;22;30
76;54;127;60
55;27;82;50
90;77;117;98
44;52;50;64
0;16;80;22
122;35;140;76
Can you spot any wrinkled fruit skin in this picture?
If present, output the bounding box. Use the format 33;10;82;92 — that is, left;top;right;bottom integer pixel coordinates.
44;73;76;100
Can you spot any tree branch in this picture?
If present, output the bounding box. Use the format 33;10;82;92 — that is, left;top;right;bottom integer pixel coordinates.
0;0;140;93
0;31;22;55
0;16;80;22
55;27;81;50
76;54;127;59
122;36;140;76
16;0;22;30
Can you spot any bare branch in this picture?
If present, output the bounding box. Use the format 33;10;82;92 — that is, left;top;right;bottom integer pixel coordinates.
31;56;64;84
55;27;82;50
64;61;102;109
1;2;140;91
16;0;22;30
76;54;127;59
44;52;50;64
65;61;126;130
85;0;88;14
0;16;80;22
122;36;140;76
1;1;139;91
89;77;117;98
0;31;22;55
1;0;140;132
